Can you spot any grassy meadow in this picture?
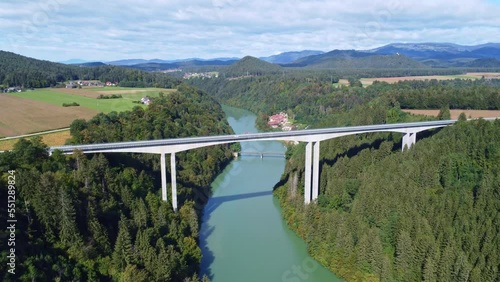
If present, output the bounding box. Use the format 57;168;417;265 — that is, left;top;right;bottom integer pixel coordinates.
7;87;173;113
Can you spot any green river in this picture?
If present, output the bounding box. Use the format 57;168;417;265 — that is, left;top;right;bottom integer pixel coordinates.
200;105;341;282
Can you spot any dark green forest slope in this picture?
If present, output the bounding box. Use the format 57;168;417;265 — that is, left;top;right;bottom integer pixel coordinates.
275;115;500;281
0;84;233;281
0;51;180;88
224;56;283;76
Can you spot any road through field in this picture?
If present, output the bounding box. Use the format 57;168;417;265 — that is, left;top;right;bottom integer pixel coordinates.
0;128;70;141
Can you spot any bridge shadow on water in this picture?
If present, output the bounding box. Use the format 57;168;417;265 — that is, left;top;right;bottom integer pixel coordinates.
200;190;273;280
204;190;272;215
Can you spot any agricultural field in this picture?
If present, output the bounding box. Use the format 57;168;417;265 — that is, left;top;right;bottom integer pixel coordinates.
0;87;174;138
403;109;500;119
0;130;71;151
335;72;500;87
0;95;97;137
7;87;173;112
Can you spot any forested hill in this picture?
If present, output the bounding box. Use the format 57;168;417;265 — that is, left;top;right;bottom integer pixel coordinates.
224;56;283;76
288;51;426;69
0;51;180;88
276;116;500;281
0;84;234;281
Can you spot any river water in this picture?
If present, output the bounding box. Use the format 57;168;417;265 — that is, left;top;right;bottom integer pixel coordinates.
199;105;341;282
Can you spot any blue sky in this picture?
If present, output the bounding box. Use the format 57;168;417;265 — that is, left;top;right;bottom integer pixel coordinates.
1;0;499;62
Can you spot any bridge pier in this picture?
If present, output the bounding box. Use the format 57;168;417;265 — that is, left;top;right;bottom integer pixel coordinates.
304;142;312;204
402;132;417;151
304;141;321;204
312;141;320;201
160;153;167;202
160;152;178;212
171;153;178;212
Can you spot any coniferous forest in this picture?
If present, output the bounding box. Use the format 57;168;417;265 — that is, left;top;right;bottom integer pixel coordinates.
276;117;500;281
0;84;233;281
0;51;180;89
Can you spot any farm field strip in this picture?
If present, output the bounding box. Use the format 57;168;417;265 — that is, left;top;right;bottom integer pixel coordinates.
0;130;71;151
54;87;174;98
359;74;478;86
0;127;69;141
87;86;161;91
52;88;165;99
403;109;500;119
7;87;171;113
334;72;499;87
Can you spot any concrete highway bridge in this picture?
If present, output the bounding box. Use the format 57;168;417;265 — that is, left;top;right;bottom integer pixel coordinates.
49;119;497;211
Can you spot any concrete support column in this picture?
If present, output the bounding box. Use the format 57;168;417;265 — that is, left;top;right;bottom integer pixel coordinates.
160;153;167;202
410;132;416;148
312;141;320;201
171;153;178;212
304;142;312;204
402;132;417;151
402;133;408;151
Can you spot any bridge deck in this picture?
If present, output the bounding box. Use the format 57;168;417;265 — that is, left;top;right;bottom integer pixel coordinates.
48;119;498;154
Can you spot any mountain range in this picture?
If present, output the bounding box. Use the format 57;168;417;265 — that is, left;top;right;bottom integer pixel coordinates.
364;43;500;67
259;50;325;64
59;42;500;70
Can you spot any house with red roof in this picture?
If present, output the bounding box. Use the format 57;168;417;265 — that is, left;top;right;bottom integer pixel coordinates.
267;112;288;128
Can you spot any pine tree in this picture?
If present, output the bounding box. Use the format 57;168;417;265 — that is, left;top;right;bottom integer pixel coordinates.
59;186;82;248
88;203;111;254
133;198;149;228
112;216;137;271
122;265;148;282
423;254;437;282
437;105;451;120
395;230;415;281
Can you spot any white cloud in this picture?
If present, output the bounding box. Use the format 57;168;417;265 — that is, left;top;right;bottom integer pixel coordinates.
0;0;498;61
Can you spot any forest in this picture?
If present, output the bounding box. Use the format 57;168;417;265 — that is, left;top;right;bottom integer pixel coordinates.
275;114;500;281
0;84;234;281
0;51;180;89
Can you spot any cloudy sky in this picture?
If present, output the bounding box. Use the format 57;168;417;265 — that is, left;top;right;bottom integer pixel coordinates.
1;0;499;62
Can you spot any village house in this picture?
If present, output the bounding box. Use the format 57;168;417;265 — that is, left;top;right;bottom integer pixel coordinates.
77;80;91;86
3;86;22;93
267;112;288;128
66;82;77;88
183;72;219;79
